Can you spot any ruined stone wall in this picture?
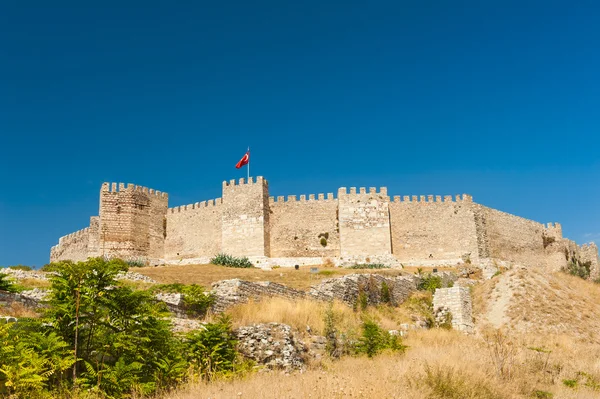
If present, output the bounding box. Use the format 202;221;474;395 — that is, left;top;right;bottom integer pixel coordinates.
473;205;547;267
337;187;391;258
579;243;600;280
221;177;270;257
433;286;473;332
269;194;340;258
50;226;92;262
389;194;479;264
99;182;168;261
164;199;222;261
211;279;307;313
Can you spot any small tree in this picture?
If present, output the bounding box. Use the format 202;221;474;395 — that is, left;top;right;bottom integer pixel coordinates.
380;281;391;304
0;272;16;292
185;315;237;380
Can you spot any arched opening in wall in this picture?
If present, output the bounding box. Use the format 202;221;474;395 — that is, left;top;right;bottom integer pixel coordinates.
163;217;167;238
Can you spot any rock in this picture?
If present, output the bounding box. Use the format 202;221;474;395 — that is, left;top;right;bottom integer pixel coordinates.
235;323;308;371
115;272;157;283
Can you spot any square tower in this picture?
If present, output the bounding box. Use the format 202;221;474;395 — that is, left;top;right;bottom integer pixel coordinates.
221;177;270;257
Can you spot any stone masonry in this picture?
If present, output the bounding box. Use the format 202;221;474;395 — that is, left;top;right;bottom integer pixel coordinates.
433;286;474;333
50;177;600;278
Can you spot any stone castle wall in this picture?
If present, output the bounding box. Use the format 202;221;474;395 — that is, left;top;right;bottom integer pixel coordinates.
222;177;270;257
164;199;223;261
269;193;340;258
50;177;600;278
338;187;392;258
473;205;548;267
389;194;479;265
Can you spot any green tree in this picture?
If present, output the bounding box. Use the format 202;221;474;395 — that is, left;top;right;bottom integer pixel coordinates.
185;315;237;380
0;272;16;292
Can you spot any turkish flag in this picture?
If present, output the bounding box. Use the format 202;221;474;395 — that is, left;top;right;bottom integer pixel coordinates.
236;150;250;169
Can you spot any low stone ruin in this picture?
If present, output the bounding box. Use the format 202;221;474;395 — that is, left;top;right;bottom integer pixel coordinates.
432;286;474;333
235;323;309;371
211;279;306;313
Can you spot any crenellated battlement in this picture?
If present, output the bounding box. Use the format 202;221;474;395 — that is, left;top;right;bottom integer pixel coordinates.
269;192;336;203
101;182;168;199
58;226;90;244
52;177;599;281
168;198;223;214
337;186;388;197
222;176;267;188
390;194;473;203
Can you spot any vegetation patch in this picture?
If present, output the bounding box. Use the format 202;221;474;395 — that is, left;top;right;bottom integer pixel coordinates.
210;253;254;268
418;274;443;293
348;263;389;269
150;283;215;317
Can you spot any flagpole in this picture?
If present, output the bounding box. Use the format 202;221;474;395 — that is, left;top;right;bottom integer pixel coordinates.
247;146;250;181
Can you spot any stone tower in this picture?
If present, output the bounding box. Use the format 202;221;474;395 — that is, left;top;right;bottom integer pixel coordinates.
98;183;168;261
221;177;271;257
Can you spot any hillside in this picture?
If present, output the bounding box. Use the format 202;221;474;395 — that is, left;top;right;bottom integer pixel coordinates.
473;267;600;344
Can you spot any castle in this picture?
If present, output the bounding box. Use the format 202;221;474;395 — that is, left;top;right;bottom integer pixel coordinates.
50;177;599;279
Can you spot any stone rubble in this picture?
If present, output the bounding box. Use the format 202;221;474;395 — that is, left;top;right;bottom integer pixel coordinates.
235;323;309;371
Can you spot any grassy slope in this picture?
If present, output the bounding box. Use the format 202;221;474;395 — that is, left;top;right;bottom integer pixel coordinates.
473;267;600;344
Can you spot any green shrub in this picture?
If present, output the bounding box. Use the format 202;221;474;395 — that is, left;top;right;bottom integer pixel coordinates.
185;315;237;380
418;274;443;293
0;273;17;292
210;253;254;268
125;258;146;267
320;237;328;247
348;263;389;269
563;259;592;280
354;319;406;358
150;283;215;317
380;281;391;304
562;379;578;388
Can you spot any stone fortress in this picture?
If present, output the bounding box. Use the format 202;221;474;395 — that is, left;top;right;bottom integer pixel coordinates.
50;177;599;279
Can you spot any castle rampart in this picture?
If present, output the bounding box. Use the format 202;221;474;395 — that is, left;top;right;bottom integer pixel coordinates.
50;177;600;279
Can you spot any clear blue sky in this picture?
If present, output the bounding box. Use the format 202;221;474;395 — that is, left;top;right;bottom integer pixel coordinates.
1;1;599;267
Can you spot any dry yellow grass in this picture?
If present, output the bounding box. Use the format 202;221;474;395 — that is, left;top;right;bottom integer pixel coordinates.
164;328;600;399
0;302;40;318
134;264;416;290
15;278;51;290
210;297;413;334
473;267;600;344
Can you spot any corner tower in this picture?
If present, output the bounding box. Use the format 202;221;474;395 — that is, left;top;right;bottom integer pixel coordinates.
221;177;270;257
99;182;168;262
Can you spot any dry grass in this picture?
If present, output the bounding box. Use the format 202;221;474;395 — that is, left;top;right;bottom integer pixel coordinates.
473;267;600;344
163;328;600;399
210;297;413;335
15;278;51;290
134;264;410;290
0;302;40;318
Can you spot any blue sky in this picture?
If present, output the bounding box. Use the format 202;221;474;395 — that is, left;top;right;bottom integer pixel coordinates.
1;1;599;267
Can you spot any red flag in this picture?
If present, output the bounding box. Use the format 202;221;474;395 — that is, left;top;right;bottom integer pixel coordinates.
236;150;250;169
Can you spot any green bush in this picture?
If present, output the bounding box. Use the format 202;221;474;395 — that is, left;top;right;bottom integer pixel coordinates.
185;315;237;380
150;283;215;317
563;260;592;279
210;253;254;268
125;258;146;267
0;273;17;292
320;237;328;247
348;263;390;269
380;281;391;304
354;319;406;358
418;274;443;293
